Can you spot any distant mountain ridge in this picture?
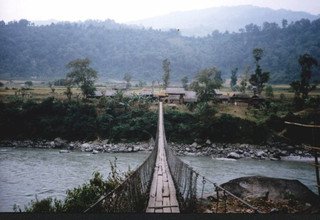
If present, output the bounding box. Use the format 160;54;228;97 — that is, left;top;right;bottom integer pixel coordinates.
1;16;319;83
129;5;319;36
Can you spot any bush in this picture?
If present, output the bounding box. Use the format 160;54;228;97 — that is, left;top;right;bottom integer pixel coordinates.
23;158;128;213
265;114;284;132
265;85;274;98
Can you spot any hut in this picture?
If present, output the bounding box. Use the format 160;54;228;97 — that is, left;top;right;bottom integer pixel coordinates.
165;87;186;104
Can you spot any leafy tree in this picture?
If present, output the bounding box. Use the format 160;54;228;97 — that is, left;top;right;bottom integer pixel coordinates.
137;80;146;88
48;82;55;93
282;19;288;28
290;53;318;101
181;76;188;90
191;67;222;103
249;48;270;95
239;66;250;93
66;58;97;98
162;59;171;89
54;79;68;86
0;82;4;87
25;81;33;87
230;68;238;91
123;73;132;89
265;85;274;98
64;85;73;101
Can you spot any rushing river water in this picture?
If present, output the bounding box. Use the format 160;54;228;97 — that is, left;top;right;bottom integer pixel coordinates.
0;147;317;212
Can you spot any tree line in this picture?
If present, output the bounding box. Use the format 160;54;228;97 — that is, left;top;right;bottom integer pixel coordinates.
0;18;319;83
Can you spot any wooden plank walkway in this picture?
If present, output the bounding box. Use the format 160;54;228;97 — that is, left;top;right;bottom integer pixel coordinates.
146;102;180;213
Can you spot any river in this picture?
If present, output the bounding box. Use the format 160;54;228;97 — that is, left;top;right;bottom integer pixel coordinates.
0;147;317;212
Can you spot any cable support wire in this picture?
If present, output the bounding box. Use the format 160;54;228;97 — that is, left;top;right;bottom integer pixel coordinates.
163;129;261;213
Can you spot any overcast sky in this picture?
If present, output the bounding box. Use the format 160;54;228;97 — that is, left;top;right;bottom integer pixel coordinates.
0;0;319;23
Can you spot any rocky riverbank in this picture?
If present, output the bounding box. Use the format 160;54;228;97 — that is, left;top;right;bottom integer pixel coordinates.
170;141;313;161
0;138;313;161
0;138;154;153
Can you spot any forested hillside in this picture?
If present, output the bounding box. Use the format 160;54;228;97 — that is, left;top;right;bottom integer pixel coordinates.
130;5;319;36
0;18;319;83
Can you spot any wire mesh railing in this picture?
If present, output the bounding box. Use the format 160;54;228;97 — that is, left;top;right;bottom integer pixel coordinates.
84;141;158;213
164;140;261;213
84;105;162;213
162;111;261;213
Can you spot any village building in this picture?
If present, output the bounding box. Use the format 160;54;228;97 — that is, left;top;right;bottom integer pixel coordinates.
165;87;186;104
184;91;197;103
139;88;154;98
87;90;104;98
104;90;117;98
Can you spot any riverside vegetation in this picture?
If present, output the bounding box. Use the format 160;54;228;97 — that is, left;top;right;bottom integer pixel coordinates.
0;95;318;145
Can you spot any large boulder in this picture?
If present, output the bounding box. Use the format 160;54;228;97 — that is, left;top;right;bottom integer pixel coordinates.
220;176;320;206
53;137;68;148
227;152;241;159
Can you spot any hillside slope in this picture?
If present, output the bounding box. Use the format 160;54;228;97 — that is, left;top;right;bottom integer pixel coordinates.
129;5;319;36
0;18;319;83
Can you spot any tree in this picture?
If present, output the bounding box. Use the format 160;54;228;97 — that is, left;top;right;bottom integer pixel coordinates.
64;85;73;101
190;67;222;103
239;66;250;93
181;76;188;90
25;81;33;87
282;19;288;29
48;82;55;93
230;68;238;91
66;58;97;99
249;48;270;95
123;73;132;89
162;59;171;89
290;53;318;101
265;85;274;98
0;82;4;87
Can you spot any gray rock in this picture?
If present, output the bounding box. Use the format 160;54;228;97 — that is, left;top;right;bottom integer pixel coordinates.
191;142;197;148
256;150;266;157
54;137;67;148
68;144;75;150
185;147;191;152
270;157;280;161
287;146;294;150
185;152;196;156
196;144;202;149
92;150;99;154
205;139;211;145
85;147;93;152
59;150;69;153
81;143;91;149
227;152;241;159
221;176;320;206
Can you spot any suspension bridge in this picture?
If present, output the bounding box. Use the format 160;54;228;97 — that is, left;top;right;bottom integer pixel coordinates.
84;102;260;213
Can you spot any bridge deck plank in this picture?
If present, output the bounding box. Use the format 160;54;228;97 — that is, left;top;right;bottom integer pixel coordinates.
146;102;180;213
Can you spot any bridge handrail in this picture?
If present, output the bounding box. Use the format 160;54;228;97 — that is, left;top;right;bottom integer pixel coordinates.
83;104;162;213
83;144;157;212
162;110;261;213
164;142;261;213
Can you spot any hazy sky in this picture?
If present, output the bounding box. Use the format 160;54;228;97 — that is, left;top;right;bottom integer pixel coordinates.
0;0;319;23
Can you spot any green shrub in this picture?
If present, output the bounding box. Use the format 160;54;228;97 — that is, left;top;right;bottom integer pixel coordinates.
23;158;128;213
